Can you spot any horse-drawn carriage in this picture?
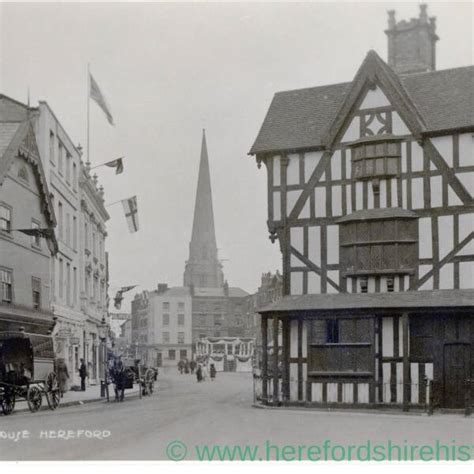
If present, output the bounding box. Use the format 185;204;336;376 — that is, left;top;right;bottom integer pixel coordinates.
0;331;60;415
108;356;157;401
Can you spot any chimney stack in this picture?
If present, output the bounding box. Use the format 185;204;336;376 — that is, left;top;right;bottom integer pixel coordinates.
157;283;168;294
385;4;439;75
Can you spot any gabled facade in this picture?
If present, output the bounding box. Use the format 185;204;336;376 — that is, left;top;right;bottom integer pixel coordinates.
249;6;473;410
0;96;57;335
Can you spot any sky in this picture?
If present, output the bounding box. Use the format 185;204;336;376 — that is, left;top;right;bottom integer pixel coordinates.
1;1;472;310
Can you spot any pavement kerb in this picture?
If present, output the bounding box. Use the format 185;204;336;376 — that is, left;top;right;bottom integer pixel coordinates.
12;390;142;415
251;403;471;417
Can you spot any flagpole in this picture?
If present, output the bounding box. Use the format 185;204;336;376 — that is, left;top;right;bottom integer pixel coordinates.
87;62;90;165
105;199;123;208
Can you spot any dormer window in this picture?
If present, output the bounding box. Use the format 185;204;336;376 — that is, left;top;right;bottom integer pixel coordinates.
349;135;402;180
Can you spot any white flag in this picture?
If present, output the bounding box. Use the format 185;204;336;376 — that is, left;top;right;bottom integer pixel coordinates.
121;196;139;233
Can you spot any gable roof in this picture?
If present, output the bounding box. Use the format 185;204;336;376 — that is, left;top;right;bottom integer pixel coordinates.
0;96;58;253
249;52;474;155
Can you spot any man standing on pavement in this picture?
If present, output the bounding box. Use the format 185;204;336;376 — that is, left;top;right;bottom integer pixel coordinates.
79;358;88;391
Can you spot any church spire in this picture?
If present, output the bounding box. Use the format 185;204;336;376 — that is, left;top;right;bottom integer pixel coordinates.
183;130;224;288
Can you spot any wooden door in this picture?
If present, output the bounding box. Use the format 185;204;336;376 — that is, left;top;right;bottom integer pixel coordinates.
443;342;470;408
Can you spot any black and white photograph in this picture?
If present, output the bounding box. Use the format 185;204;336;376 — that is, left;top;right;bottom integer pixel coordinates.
0;0;473;468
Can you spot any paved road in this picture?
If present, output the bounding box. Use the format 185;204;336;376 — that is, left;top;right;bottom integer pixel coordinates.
0;369;472;461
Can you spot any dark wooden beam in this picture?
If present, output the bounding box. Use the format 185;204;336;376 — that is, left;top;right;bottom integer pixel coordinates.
272;316;279;405
402;312;410;411
282;318;290;401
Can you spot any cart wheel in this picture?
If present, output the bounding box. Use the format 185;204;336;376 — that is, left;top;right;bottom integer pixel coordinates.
27;386;42;413
1;388;16;415
46;372;60;410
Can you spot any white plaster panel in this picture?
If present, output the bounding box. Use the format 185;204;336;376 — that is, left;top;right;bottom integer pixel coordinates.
315;187;326;217
308;226;321;266
332;185;342;216
418;218;432;259
458;133;473;167
341;117;360;143
290;272;303;295
438;215;453;259
457;172;474;197
431;176;443;207
304;151;323;182
273;192;281;220
359;87;391;109
327;225;339;264
411;177;424;208
286;154;300;185
460;262;473;289
439;263;454;290
392;112;410;135
411;142;424;172
382;317;394;357
273;155;281;186
331;149;342;181
432;136;453;168
307;272;321;294
287;190;300;217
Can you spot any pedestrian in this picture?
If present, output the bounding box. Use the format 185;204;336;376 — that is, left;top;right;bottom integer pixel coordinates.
210;363;216;381
79;358;88;391
184;359;190;374
189;359;196;374
201;363;209;381
177;359;184;374
56;358;69;397
196;364;203;382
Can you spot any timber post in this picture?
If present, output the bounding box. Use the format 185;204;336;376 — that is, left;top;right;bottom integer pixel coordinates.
402;312;410;412
261;316;268;404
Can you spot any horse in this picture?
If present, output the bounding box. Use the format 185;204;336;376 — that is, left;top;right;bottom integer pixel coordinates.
109;359;127;402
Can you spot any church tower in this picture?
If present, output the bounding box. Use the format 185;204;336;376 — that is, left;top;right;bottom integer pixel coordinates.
183;130;224;288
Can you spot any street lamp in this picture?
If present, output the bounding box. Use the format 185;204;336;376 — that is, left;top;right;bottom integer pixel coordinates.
98;316;109;400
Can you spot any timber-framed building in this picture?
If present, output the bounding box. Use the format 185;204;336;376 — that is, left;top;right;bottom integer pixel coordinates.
249;6;473;410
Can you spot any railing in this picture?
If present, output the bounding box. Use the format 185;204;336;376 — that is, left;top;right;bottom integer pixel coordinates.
253;375;473;416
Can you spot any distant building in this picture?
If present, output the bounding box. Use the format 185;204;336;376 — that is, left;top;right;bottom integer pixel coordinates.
249;6;474;409
131;286;192;367
0;96;58;336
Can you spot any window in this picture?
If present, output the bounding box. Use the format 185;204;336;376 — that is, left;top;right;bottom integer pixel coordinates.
163;332;170;343
49;131;55;164
84;222;89;250
168;349;175;360
66;263;71;306
359;277;368;294
1;269;13;303
66;153;71;183
72;163;77;191
163;302;170;311
58;142;64;175
32;277;41;309
326;320;339;343
214;315;221;327
31;221;41;247
178;302;185;310
0;205;11;233
350;138;402;180
178;314;185;325
387;277;395;292
73;216;77;250
58;259;63;298
178;332;185;344
179;349;187;360
163;314;170;326
66;213;71;246
58;202;63;240
73;267;77;305
18;165;28;182
339;211;418;277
